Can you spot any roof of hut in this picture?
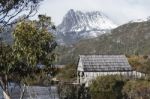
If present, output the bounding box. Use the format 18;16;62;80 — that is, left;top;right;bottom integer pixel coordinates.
78;55;132;72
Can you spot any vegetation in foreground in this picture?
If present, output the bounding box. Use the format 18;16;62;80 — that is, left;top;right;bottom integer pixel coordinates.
0;15;57;97
1;1;150;99
89;76;150;99
89;75;125;99
56;63;77;82
57;55;150;99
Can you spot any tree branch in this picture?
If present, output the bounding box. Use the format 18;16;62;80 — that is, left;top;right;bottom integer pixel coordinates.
0;76;5;91
0;0;41;27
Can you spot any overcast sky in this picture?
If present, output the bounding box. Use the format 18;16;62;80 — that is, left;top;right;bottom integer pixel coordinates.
35;0;150;25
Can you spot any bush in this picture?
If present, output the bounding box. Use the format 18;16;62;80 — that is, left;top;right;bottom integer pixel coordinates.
128;55;150;74
89;75;125;99
58;84;78;99
56;63;77;81
123;80;150;99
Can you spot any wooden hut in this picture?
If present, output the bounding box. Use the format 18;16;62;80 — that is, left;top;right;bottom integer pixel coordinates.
77;55;144;86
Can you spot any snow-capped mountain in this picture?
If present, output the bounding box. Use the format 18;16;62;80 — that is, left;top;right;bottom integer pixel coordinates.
129;16;150;23
56;9;117;45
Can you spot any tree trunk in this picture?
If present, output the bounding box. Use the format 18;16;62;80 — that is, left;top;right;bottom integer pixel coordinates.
0;75;11;99
20;84;26;99
3;91;11;99
4;75;9;95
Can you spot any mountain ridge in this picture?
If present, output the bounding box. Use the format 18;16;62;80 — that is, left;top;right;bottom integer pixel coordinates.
56;20;150;64
56;9;117;45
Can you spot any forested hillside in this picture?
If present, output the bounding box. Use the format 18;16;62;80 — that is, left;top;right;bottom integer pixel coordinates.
57;21;150;64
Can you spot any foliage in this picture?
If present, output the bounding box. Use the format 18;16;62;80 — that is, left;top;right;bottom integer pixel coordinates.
57;21;150;64
56;63;79;99
0;43;14;95
89;75;125;99
21;69;50;85
58;84;91;99
123;80;150;99
0;15;57;97
56;63;77;81
89;73;150;99
128;55;150;74
58;84;79;99
13;15;56;67
12;15;57;85
0;0;43;26
0;43;14;74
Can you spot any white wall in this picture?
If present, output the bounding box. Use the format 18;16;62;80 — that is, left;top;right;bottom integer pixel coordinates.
78;71;145;87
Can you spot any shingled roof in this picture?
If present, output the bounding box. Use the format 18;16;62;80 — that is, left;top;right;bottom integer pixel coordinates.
79;55;132;72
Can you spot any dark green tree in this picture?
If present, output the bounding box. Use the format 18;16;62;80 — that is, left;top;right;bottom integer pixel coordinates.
0;15;57;97
0;43;14;97
13;15;57;82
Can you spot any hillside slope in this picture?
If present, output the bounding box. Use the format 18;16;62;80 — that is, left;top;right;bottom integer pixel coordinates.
57;20;150;64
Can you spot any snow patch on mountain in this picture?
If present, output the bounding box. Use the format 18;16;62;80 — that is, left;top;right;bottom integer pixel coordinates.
129;16;150;23
58;9;117;33
56;9;117;45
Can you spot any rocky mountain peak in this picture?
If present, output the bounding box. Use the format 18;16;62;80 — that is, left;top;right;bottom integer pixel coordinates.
55;9;117;45
57;9;117;33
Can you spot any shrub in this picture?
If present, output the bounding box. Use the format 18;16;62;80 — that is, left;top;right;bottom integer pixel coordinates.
123;80;150;99
89;75;125;99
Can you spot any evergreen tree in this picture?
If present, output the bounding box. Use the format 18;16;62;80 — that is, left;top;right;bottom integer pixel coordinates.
0;15;57;97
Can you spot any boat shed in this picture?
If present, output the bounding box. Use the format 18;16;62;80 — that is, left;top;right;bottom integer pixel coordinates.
77;55;144;86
